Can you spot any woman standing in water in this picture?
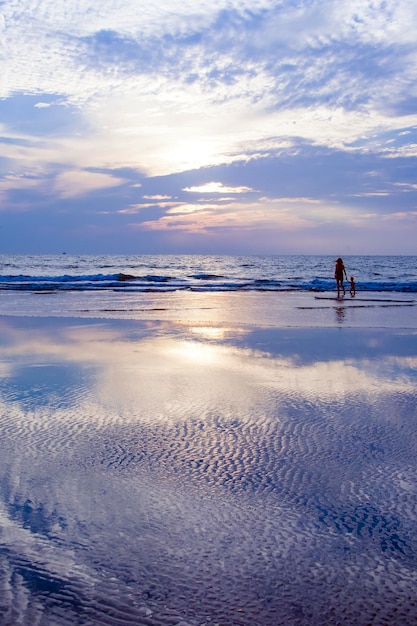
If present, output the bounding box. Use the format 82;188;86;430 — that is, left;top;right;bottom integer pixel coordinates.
334;257;347;297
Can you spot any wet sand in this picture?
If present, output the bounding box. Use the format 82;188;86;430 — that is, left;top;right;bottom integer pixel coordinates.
0;289;416;327
0;293;416;625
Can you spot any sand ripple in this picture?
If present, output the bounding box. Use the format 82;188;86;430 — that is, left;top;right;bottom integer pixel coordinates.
0;323;417;625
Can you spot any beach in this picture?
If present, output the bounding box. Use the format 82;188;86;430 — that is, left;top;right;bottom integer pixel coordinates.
0;290;416;625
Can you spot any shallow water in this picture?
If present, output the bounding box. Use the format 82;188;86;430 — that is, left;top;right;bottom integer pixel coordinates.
0;316;416;625
0;289;416;329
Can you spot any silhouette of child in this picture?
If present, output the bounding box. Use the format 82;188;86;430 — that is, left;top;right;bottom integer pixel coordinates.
350;276;356;297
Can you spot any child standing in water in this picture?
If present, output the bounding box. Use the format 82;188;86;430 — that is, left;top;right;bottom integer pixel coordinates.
334;257;347;297
350;276;356;297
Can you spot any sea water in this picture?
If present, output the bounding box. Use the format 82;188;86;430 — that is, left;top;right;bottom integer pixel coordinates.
0;254;416;294
0;257;417;625
0;317;416;625
1;254;416;327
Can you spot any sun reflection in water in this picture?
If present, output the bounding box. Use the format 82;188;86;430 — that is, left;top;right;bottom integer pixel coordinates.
189;325;231;340
165;339;222;365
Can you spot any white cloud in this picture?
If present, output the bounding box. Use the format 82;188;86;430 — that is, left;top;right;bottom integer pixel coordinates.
53;170;126;198
393;182;417;191
351;192;391;197
118;201;180;214
136;195;353;234
1;0;417;192
184;182;254;194
34;101;53;108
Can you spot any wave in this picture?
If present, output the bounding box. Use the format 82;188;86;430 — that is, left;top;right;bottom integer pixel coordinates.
0;272;416;293
0;254;416;294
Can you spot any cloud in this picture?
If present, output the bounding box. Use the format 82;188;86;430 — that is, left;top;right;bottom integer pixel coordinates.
0;0;417;252
393;182;417;191
183;182;254;193
118;201;180;214
2;1;417;171
53;170;126;198
136;196;344;235
2;3;417;179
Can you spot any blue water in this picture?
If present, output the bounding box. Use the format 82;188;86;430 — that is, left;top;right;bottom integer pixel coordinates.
0;254;416;293
1;318;416;625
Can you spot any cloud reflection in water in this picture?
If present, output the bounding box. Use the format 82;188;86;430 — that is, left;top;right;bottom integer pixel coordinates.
0;317;416;625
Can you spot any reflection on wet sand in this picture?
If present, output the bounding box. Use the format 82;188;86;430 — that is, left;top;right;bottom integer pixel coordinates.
335;304;346;323
0;316;416;626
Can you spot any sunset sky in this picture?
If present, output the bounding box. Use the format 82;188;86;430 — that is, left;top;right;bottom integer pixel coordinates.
1;0;417;254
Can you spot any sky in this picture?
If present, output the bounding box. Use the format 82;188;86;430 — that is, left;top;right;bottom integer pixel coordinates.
1;0;417;255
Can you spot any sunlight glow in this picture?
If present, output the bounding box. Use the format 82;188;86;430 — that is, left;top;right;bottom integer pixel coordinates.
166;340;220;365
184;182;254;194
189;326;233;340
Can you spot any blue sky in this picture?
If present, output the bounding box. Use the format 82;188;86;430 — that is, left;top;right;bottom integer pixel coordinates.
1;0;417;254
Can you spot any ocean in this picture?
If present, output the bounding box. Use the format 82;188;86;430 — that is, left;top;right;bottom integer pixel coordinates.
0;254;416;293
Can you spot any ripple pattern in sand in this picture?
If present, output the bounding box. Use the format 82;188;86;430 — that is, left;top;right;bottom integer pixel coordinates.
1;323;417;625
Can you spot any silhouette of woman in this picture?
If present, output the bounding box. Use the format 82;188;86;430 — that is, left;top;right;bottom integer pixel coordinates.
334;258;347;297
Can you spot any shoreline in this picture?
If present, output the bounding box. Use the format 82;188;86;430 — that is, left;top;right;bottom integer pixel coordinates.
0;289;416;329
